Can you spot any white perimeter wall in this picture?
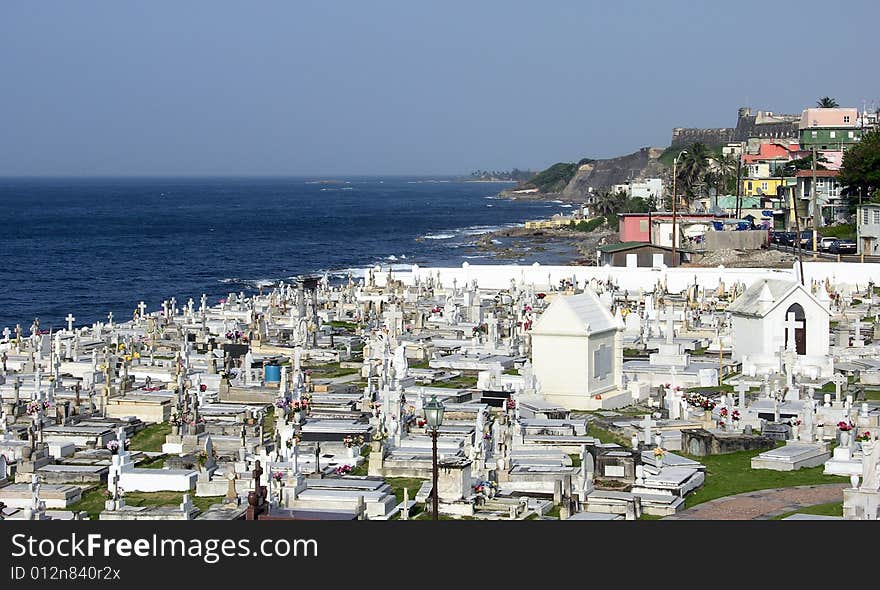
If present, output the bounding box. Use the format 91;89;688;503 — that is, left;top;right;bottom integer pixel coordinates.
371;261;880;294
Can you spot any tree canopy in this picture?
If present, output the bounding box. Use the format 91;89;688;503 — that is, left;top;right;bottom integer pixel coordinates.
839;128;880;202
816;97;839;108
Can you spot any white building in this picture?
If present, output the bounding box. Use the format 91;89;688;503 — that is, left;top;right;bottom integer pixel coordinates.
611;178;663;202
857;204;880;255
726;279;831;378
530;289;628;410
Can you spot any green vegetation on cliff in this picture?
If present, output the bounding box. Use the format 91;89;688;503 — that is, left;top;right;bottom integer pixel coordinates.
519;158;594;193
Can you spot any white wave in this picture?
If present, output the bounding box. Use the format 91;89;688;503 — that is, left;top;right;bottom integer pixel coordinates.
422;233;456;240
386;255;398;261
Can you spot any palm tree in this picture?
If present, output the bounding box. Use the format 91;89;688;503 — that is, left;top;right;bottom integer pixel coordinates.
817;97;839;108
594;190;625;218
712;153;739;195
675;143;712;207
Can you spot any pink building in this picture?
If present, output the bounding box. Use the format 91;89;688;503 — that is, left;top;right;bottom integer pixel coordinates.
618;213;718;243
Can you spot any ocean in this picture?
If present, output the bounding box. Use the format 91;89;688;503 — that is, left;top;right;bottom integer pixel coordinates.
0;177;567;331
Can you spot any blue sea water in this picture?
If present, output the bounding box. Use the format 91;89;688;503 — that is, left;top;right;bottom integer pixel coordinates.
0;177;564;331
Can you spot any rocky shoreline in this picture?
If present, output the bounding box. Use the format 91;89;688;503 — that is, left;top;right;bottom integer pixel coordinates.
467;225;619;266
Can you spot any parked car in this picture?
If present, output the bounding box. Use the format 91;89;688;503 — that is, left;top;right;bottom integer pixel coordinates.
829;239;857;254
800;230;818;250
819;237;838;252
778;231;797;247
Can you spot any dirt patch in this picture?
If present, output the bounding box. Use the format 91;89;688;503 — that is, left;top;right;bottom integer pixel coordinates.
686;248;803;268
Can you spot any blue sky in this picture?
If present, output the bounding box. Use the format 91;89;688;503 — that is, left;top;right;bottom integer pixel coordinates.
1;1;877;176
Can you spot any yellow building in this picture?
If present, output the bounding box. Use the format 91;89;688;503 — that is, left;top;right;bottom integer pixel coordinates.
742;177;783;197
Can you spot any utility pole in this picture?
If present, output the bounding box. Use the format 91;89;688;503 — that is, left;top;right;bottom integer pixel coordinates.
812;146;819;259
791;188;805;285
735;153;743;219
671;150;687;268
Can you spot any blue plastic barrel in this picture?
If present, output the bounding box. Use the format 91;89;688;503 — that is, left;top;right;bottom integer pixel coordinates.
264;364;281;383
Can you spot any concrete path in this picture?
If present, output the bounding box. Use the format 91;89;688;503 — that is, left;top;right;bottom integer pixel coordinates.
664;483;848;520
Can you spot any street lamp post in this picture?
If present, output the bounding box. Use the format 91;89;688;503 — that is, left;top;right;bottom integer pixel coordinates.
671;150;688;267
423;394;445;520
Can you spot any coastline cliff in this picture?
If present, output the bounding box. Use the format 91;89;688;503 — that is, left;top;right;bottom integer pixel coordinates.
500;147;669;202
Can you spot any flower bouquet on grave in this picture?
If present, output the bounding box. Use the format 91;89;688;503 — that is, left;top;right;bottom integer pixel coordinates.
271;471;284;483
334;465;352;476
199;384;207;393
719;407;729;419
732;410;741;422
653;447;666;458
838;421;854;432
106;440;120;453
856;431;872;443
505;398;517;411
474;481;497;498
275;397;290;410
371;429;388;449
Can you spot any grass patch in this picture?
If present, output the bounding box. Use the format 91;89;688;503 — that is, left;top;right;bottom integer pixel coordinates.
588;423;631;448
639;513;665;520
430;376;479;389
686;384;734;393
680;448;848;509
623;348;643;357
128;423;171;452
139;455;167;469
307;362;359;378
862;389;880;401
327;320;358;331
349;446;371;476
264;410;276;435
770;501;843;520
385;477;427;505
70;487;224;520
569;454;582;468
545;504;561;519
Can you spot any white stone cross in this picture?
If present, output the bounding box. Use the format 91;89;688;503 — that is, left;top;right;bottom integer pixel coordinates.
65;313;76;332
783;312;803;352
735;381;750;409
116;426;127;454
665;304;675;345
640;414;654;446
138;301;147;318
107;312;114;328
831;373;848;403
